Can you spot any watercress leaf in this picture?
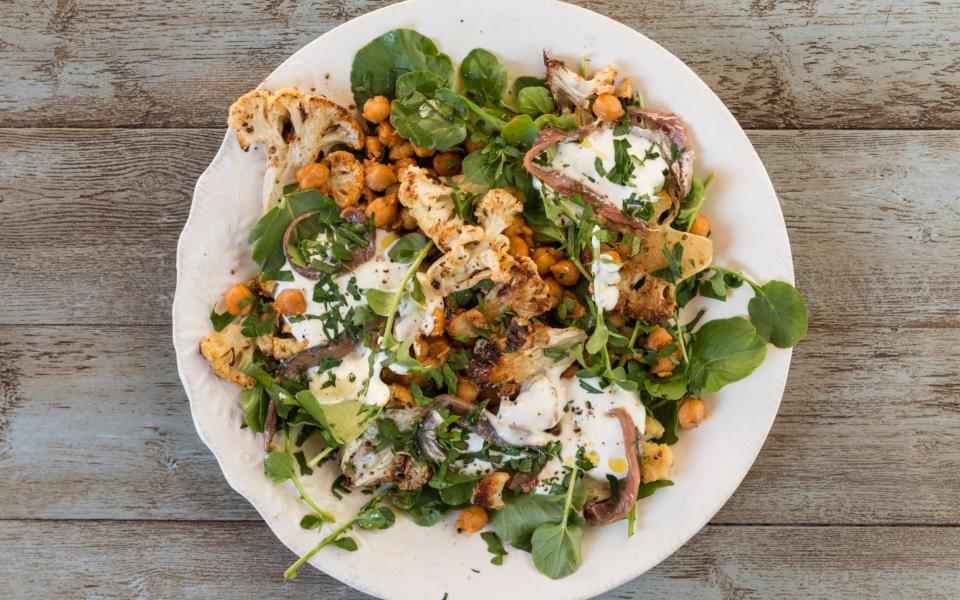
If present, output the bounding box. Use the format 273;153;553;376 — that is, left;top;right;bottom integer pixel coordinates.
501;114;538;147
295;390;369;446
533;114;579;131
686;317;767;394
530;521;584;579
637;479;674;499
652;401;679;445
263;450;296;484
517;86;555;116
365;288;395;317
585;316;609;355
439;480;476;506
356;506;396;530
748;281;809;348
480;531;508;566
460;48;508;106
388;232;430;263
209;307;235;332
699;271;729;301
513;75;546;96
491;493;565;552
240;385;267;432
394;68;442;98
674;175;706;232
260;269;294;282
405;487;449;527
331;536;359;552
299;514;326;530
390;71;468;150
248;190;332;272
350;29;454;107
644;374;687;401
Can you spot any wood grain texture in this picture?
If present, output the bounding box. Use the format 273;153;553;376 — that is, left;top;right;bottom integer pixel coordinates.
1;521;958;599
1;0;958;129
2;128;958;327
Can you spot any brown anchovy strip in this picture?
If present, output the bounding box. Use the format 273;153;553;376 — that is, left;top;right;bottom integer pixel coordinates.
583;408;643;526
281;206;375;280
275;336;359;381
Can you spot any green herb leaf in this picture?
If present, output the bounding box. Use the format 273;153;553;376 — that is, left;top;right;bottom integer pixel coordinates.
686;317;767;394
533;114;579;131
513;76;546;96
388;232;430;263
331;536;359;552
460;48;508;106
240;386;267;432
517;86;555;116
501;114;539;147
674;174;707;232
365;288;395;317
300;514;326;530
350;29;454;107
249;189;333;272
748;280;808;348
637;479;674;499
209;307;236;332
480;531;508;566
491;492;565;552
390;70;468;150
263;451;296;484
295;390;370;447
530;521;584;579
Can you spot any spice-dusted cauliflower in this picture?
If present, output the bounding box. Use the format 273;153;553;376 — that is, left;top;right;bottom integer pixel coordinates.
641;441;674;483
469;323;587;386
398;167;522;296
199;322;257;388
323;150;365;208
484;255;555;318
544;51;617;112
255;334;307;361
227;88;364;212
472;471;511;511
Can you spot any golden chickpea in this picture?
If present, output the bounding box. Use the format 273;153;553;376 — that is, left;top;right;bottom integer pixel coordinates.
447;309;487;340
678;397;707;429
433;152;462;176
392;157;417;176
295;162;330;192
377;121;403;147
690;213;711;237
550;259;580;287
503;215;526;237
543;277;563;309
456;505;488;534
508;235;529;257
592;93;625;122
365;194;398;228
274;289;306;316
361;95;391;123
413;145;436;158
428;339;452;363
365;162;397;192
456;378;480;404
650;353;677;377
389;141;415;161
559;290;586;319
223;283;254;316
365;136;384;160
400;206;418;230
465;137;487;153
645;326;673;351
608;312;626;328
532;247;563;275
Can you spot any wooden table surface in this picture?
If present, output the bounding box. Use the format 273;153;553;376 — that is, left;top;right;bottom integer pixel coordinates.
2;0;958;597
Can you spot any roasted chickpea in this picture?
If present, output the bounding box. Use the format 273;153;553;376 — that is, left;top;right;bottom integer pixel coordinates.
532;247;563;275
365;136;384;160
645;326;673;351
365;194;398;228
362;95;391;123
389;141;415;161
543;276;563;310
273;289;306;316
690;213;711;237
650;353;678;377
508;235;529;257
413;145;436;158
223;283;254;316
678;397;707;429
592;93;625;122
503;215;526;237
428;339;453;363
550;259;580;287
392;156;417;176
559;290;586;320
456;505;488;534
400;206;418;230
365;162;397;192
465;137;487;153
295;162;330;192
433;152;462;176
377;121;403;147
608;312;626;328
456;378;480;404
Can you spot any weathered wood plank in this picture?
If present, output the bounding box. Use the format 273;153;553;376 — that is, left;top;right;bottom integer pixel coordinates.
2;128;958;327
1;1;958;129
0;520;957;599
2;321;958;523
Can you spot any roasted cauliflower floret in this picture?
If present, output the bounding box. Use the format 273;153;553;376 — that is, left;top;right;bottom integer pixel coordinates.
641;441;674;483
199;322;257;388
227;88;364;212
340;422;430;490
544;51;617;112
472;471;511;511
398;167;522;296
469;324;587;386
643;415;665;442
323;150;364;208
484;255;555;318
255;334;307;361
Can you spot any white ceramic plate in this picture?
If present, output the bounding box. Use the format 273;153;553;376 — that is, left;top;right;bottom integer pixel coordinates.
173;0;795;597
